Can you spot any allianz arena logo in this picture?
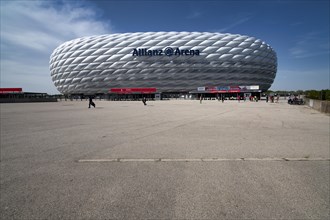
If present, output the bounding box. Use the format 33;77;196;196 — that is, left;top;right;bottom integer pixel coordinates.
132;47;200;57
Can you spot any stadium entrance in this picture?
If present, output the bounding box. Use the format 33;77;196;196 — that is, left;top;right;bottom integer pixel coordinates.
190;85;262;100
108;88;157;101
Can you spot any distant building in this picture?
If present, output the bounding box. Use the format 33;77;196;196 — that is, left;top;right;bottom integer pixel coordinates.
0;88;57;103
50;32;277;95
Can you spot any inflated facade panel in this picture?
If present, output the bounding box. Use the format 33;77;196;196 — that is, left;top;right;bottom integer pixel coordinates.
50;32;277;94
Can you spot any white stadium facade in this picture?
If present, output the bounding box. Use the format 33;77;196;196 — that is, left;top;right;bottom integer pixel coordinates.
49;32;277;98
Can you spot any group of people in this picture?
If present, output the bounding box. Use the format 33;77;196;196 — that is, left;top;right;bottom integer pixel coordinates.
87;94;283;107
249;96;258;102
266;95;280;103
200;95;225;104
200;95;261;103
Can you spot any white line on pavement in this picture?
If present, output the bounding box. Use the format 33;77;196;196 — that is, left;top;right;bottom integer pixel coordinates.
77;158;330;163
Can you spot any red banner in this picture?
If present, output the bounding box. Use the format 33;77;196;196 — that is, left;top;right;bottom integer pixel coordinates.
110;88;156;94
0;88;23;94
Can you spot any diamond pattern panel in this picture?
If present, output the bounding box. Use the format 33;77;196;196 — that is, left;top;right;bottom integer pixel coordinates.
50;32;277;94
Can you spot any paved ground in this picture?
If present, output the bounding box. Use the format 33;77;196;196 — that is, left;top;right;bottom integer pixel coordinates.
0;99;329;219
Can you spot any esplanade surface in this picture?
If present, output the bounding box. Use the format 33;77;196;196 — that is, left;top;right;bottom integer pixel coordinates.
1;100;328;219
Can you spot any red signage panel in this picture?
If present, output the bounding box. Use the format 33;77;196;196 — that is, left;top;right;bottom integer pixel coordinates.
228;90;241;93
110;88;156;94
0;88;23;94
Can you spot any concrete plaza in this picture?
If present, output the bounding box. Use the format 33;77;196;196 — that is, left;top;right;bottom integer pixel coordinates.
1;99;329;219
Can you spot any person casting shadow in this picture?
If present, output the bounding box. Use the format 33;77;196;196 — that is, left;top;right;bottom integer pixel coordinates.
142;97;147;106
89;96;96;108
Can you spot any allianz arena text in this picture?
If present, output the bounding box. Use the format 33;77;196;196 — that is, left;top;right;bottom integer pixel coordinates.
49;32;277;95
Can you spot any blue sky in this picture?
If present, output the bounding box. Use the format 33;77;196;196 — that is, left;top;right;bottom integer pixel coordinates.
1;0;329;94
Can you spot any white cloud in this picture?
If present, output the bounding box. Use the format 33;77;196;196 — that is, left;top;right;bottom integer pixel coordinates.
216;16;252;32
1;60;53;92
186;11;202;19
0;0;112;94
289;31;330;59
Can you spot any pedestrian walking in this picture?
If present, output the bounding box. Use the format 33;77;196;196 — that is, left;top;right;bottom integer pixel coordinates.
88;96;95;108
142;97;147;105
200;95;203;104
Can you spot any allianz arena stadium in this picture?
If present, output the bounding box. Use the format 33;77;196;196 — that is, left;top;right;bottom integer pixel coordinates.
49;32;277;95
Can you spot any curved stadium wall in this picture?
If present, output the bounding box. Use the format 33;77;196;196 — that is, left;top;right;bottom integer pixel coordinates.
49;32;277;94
